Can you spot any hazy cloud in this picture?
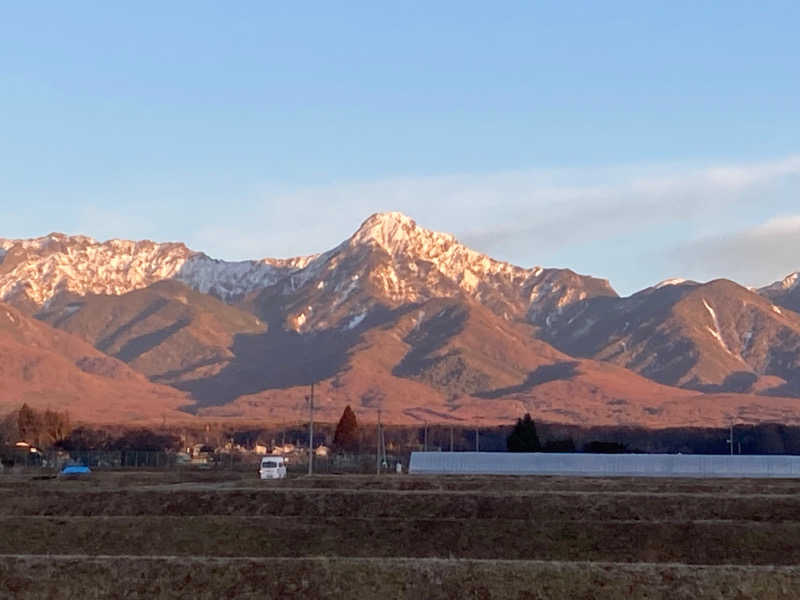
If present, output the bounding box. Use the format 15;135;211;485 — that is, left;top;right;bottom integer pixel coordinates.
671;215;800;288
65;155;800;295
189;156;800;273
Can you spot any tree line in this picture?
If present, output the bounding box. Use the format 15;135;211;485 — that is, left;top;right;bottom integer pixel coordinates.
0;404;71;448
5;403;800;455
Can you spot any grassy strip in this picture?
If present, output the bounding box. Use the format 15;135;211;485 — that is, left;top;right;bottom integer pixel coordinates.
6;472;800;495
2;516;800;564
2;556;800;600
4;486;800;522
272;474;800;495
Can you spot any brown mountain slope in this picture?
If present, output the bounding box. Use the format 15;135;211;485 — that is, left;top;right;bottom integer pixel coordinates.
0;302;191;423
190;297;800;427
540;279;800;395
37;280;266;385
6;213;800;428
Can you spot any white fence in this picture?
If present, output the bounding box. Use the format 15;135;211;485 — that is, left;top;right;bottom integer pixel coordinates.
409;452;800;478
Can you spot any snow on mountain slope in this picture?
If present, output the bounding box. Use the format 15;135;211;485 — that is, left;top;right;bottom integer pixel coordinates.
0;233;315;308
0;215;616;332
539;278;800;395
763;272;800;293
248;212;617;332
760;272;800;314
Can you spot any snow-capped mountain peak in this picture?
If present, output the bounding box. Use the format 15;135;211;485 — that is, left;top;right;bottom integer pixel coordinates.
654;278;690;289
0;233;310;307
759;272;800;314
252;212;618;333
765;272;800;292
346;212;527;284
0;215;617;334
349;212;456;255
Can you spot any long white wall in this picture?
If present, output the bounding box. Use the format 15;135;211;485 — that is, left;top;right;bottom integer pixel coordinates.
409;452;800;478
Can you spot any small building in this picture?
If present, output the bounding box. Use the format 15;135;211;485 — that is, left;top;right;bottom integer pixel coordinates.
272;444;296;455
15;441;40;454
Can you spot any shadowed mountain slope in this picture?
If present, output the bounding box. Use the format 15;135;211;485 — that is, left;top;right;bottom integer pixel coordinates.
183;296;798;428
0;301;191;423
540;279;800;396
4;214;800;427
36;280;265;385
761;272;800;315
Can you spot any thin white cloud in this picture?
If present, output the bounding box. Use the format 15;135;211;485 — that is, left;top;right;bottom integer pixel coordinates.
753;215;800;236
671;215;800;289
62;155;800;295
191;156;800;266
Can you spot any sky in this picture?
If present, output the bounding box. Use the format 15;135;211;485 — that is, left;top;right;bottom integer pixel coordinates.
1;2;798;295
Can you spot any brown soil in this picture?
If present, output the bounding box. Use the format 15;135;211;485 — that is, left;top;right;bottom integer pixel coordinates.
2;472;800;598
2;556;800;600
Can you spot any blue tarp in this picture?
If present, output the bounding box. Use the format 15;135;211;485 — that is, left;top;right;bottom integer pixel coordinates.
60;465;91;474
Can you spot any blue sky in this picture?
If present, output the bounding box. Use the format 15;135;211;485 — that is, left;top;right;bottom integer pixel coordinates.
1;2;799;294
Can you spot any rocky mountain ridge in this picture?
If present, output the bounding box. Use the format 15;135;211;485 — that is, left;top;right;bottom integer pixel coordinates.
539;278;800;395
0;232;315;310
0;213;617;331
3;212;800;426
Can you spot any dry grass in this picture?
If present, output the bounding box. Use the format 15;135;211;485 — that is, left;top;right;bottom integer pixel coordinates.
1;516;800;564
5;483;800;523
3;556;800;600
2;472;800;598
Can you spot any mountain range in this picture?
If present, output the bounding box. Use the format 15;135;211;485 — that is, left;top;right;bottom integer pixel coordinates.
3;211;800;428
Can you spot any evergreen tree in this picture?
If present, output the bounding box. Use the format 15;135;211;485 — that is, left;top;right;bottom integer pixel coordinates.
507;413;541;452
333;405;359;452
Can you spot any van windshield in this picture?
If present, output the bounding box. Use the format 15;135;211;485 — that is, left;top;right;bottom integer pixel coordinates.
262;461;279;468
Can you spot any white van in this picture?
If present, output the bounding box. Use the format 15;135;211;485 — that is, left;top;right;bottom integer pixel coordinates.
259;456;287;480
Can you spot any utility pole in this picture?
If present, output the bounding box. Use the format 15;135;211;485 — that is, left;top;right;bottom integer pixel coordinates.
307;382;315;475
728;420;734;456
450;426;454;452
475;428;479;452
423;422;428;452
376;409;382;475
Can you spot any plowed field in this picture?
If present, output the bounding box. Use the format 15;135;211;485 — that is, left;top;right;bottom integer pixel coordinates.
1;472;800;598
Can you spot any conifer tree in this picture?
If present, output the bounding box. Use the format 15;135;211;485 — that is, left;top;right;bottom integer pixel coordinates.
333;405;359;452
507;413;541;452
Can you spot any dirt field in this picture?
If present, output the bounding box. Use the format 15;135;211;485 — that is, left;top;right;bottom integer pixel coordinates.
2;471;800;598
